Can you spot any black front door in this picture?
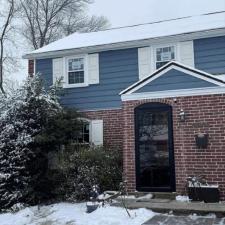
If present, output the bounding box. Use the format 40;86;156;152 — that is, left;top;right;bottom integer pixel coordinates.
135;103;175;192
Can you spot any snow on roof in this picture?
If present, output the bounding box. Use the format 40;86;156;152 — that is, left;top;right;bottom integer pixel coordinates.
29;11;225;55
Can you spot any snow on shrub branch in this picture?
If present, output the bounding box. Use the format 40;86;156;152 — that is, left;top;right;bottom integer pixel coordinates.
0;75;62;210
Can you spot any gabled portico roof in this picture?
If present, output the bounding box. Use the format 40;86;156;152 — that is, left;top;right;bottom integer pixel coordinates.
120;61;225;95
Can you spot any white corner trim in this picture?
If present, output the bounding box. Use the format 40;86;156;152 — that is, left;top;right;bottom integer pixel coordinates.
121;86;225;101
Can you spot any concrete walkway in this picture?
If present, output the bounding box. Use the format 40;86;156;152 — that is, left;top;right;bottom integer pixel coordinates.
143;215;225;225
112;198;225;216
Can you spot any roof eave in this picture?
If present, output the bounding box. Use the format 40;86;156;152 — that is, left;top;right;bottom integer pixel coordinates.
23;27;225;59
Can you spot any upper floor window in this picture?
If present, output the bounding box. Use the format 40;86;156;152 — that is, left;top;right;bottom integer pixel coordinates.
68;57;85;84
155;46;175;69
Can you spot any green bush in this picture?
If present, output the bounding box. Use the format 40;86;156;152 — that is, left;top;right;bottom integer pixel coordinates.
51;145;122;201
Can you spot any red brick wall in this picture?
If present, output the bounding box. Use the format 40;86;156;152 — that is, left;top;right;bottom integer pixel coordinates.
28;59;34;77
122;94;225;199
82;109;123;150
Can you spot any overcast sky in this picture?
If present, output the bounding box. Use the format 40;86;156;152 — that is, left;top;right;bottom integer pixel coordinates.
16;0;225;83
89;0;225;27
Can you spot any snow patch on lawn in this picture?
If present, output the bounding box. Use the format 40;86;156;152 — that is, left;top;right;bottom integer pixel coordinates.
0;207;35;225
0;203;155;225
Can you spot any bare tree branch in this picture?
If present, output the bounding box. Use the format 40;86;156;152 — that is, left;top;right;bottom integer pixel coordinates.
0;0;16;94
20;0;110;50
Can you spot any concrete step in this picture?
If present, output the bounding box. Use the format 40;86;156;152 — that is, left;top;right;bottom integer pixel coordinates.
112;200;225;217
129;192;177;200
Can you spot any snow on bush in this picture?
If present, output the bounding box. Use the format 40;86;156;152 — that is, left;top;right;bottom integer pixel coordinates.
0;75;61;210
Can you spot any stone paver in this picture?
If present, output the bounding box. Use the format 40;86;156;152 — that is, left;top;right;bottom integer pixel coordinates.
143;215;225;225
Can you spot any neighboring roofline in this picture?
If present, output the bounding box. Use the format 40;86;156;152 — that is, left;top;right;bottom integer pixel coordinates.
120;61;225;95
98;10;225;33
121;86;225;101
23;27;225;59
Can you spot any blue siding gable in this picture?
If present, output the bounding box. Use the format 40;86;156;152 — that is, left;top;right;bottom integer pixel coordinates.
36;48;139;110
194;36;225;75
134;68;217;93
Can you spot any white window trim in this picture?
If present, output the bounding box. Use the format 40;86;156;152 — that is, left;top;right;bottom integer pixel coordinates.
153;43;178;71
63;54;89;88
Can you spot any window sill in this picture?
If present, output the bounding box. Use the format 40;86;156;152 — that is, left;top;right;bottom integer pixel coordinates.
63;83;89;89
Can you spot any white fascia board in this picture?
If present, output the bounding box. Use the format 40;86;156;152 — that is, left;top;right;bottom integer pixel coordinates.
121;62;225;95
172;65;225;86
171;61;225;83
121;86;225;101
23;28;225;59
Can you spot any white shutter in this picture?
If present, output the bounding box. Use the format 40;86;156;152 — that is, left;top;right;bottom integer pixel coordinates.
90;120;103;146
178;41;195;67
53;58;65;84
138;47;152;80
88;54;99;84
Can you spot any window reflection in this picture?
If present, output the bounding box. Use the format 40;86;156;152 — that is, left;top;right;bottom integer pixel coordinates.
138;111;170;188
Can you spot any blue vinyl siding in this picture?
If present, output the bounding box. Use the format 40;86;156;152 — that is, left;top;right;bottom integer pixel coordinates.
194;36;225;75
134;69;217;93
35;58;53;87
35;36;225;110
36;48;139;110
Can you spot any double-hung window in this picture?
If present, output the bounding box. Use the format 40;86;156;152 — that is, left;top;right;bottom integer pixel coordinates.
67;57;85;85
76;121;90;144
155;46;175;69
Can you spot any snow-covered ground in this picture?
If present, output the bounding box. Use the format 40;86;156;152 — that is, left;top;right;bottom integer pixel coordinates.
0;203;155;225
